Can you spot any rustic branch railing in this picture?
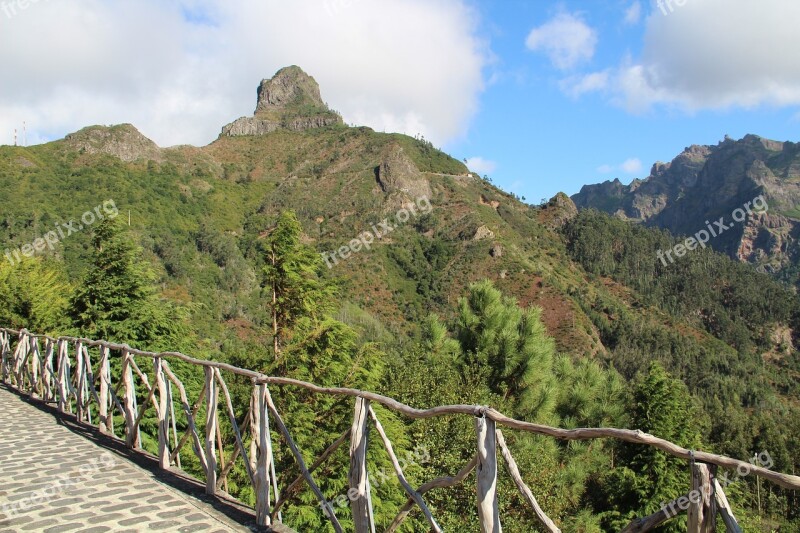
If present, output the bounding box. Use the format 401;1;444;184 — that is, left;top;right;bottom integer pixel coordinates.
1;327;798;532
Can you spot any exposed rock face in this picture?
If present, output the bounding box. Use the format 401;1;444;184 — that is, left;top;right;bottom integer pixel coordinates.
473;225;495;240
538;192;578;229
221;66;343;137
572;134;800;274
375;143;431;200
255;66;326;113
64;124;162;162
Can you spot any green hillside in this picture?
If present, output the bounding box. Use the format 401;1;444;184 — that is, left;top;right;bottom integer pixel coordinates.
1;108;798;530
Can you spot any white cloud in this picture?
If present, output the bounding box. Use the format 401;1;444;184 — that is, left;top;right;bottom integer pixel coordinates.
597;164;614;174
561;70;610;98
623;2;642;25
525;12;597;70
621;158;643;174
590;0;800;112
596;158;643;175
466;156;497;175
0;0;488;147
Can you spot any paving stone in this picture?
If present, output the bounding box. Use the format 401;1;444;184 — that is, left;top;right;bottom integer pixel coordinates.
0;386;250;532
149;520;181;529
178;525;213;533
20;518;59;530
43;523;84;533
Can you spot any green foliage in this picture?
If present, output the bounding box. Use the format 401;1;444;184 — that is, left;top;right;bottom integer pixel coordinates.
454;280;557;421
562;209;798;351
69;217;184;348
0;256;70;333
595;363;704;531
263;210;336;359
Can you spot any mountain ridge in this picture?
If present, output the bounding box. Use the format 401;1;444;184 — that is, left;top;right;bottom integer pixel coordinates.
572;134;800;279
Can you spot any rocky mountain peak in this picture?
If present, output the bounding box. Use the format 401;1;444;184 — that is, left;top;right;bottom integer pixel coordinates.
255;65;326;114
222;66;343;137
572;134;800;274
64;124;161;162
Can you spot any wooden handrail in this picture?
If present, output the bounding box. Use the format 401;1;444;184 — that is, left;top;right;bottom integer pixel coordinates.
2;326;799;533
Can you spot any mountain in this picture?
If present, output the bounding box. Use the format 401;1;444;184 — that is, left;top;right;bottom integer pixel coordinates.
572;135;800;280
1;66;799;530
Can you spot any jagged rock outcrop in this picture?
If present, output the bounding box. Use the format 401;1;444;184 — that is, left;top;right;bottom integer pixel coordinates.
473;225;495;240
375;143;431;200
572;134;800;273
221;66;343;137
255;66;326;112
64;124;162;162
538;192;579;229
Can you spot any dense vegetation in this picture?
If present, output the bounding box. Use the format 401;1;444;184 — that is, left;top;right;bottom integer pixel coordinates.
1;125;798;530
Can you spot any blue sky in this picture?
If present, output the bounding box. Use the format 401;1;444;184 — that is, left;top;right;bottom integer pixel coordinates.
1;0;798;202
445;0;800;201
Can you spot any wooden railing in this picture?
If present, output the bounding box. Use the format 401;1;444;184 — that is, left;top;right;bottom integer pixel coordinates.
1;326;799;532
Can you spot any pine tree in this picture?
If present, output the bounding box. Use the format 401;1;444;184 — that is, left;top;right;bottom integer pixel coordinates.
598;362;704;531
454;279;557;421
263;211;333;361
0;256;70;334
70;217;180;347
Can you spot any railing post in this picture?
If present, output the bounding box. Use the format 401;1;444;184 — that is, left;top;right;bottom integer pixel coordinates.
42;339;54;402
121;349;138;448
98;346;110;434
154;356;170;469
204;366;218;494
29;337;40;398
688;462;716;533
475;414;501;533
0;330;9;382
252;384;272;526
56;339;70;413
13;331;29;388
349;397;374;533
75;341;86;421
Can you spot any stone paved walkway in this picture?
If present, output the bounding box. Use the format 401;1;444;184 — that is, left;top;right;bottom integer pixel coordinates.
0;385;260;533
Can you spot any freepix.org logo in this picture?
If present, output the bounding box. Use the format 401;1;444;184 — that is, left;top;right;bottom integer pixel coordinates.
656;195;767;267
4;200;119;266
321;196;432;269
657;0;691;16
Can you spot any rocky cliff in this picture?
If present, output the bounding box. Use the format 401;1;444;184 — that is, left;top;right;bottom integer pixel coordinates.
64;124;162;162
221;66;343;137
572;135;800;276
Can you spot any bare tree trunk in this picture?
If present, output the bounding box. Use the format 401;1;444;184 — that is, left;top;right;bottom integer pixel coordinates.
271;248;279;362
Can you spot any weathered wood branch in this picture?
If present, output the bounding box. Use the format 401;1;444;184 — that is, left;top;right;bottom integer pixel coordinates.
714;479;742;533
496;429;559;532
386;454;478;533
620;494;688;533
204;366;219;495
214;368;255;489
271;428;351;520
368;406;442;533
163;362;208;473
476;415;501;533
688;463;716;533
349;398;374;533
263;386;343;533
